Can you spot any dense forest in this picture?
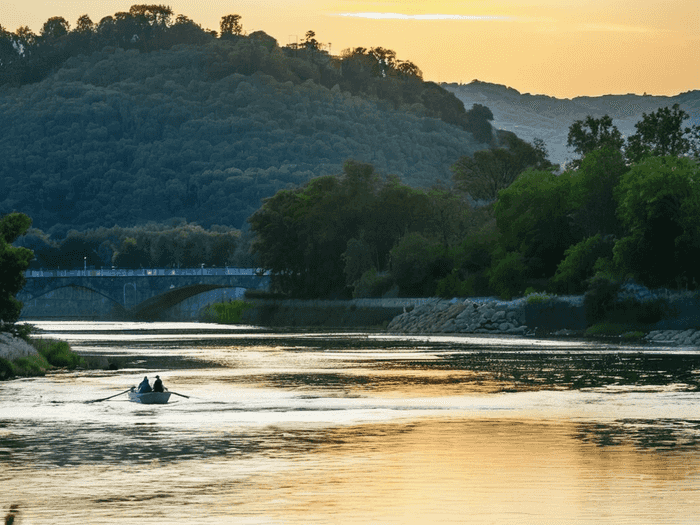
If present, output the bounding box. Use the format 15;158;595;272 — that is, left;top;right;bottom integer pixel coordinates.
250;105;700;307
0;6;496;237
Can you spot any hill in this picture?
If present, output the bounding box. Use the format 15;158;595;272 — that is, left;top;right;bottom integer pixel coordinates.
0;38;489;236
444;80;700;167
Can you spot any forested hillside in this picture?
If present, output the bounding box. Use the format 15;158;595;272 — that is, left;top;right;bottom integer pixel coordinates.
0;10;493;236
445;80;700;167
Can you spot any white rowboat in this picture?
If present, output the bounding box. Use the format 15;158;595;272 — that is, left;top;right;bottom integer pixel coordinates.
128;390;171;404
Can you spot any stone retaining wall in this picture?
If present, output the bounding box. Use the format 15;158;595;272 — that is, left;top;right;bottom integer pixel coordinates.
386;296;586;335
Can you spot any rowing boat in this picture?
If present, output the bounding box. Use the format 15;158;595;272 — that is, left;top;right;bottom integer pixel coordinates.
127;390;171;404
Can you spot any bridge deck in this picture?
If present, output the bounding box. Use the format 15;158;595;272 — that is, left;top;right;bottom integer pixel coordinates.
25;268;269;278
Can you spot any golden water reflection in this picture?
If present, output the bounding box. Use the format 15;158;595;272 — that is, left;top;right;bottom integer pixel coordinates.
5;419;700;524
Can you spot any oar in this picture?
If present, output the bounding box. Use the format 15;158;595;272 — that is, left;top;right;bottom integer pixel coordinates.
86;387;133;403
168;391;190;399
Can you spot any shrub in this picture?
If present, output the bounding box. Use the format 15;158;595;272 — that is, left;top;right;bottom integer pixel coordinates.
10;354;50;376
353;269;394;298
526;291;552;304
583;274;621;324
204;300;254;324
435;269;473;298
32;338;83;369
0;357;14;380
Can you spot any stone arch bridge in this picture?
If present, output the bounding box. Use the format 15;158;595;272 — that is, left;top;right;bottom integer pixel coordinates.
18;268;270;321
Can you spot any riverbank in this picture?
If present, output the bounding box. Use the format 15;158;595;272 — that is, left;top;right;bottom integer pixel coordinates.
0;332;84;380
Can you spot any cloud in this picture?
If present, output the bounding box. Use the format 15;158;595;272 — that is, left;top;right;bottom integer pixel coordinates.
334;12;512;21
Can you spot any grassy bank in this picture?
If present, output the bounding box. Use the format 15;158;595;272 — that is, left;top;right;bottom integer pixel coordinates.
0;336;84;380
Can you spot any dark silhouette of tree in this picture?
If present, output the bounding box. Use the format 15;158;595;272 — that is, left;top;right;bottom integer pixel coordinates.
566;115;624;168
220;14;243;38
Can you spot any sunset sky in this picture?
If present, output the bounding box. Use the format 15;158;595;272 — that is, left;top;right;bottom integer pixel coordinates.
3;0;698;98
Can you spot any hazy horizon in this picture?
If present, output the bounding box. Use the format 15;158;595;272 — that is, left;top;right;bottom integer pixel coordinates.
2;0;698;99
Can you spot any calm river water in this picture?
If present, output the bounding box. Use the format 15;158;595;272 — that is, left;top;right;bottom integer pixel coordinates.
2;322;700;524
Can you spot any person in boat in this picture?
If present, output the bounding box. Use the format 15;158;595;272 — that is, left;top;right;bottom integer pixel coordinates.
137;376;152;393
153;375;164;393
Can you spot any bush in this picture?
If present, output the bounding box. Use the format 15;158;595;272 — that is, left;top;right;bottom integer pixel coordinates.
525;291;552;304
353;269;394;298
10;354;51;376
32;338;83;369
435;269;473;298
203;300;254;324
583;274;621;324
0;357;14;380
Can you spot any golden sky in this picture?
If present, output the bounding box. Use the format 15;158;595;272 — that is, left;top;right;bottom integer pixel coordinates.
3;0;698;98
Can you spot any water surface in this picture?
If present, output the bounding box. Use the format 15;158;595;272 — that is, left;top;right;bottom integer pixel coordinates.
2;322;699;524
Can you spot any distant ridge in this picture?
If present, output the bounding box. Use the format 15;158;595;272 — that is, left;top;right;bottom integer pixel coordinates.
444;80;700;167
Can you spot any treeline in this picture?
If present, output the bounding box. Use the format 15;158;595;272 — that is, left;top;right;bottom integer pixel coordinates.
0;7;492;138
15;221;254;270
250;105;700;301
0;20;495;235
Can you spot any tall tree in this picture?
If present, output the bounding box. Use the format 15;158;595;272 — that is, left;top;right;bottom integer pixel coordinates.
0;213;33;328
220;14;243;38
566;115;624;168
625;104;697;163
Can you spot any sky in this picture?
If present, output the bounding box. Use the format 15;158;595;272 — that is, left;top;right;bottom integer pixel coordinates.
2;0;698;99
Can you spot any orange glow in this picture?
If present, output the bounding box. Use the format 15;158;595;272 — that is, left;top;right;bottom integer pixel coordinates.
3;0;698;98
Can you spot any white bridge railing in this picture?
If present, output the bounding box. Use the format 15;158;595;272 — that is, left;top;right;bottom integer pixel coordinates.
25;268;269;278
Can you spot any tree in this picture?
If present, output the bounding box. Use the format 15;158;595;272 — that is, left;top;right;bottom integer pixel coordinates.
220;14;243;38
451;132;554;202
613;156;700;288
567;115;624;168
40;16;70;40
0;213;33;327
302;30;320;51
625;104;697;163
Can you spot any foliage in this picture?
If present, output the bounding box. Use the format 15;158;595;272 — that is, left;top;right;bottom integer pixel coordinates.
625;104;699;164
549;235;615;295
203;300;253;324
32;338;83;368
352;269;394;298
389;232;449;297
435;269;474;298
451;131;555;202
0;357;13;379
583;274;621;325
487;251;527;300
15;221;248;269
493;169;576;278
7;354;51;377
567;147;628;237
250;161;472;298
525;291;553;304
0;37;485;232
0;213;33;325
566;115;624;168
613;156;700;288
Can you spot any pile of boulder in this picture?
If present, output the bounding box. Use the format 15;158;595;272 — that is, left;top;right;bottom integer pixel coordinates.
387;298;528;335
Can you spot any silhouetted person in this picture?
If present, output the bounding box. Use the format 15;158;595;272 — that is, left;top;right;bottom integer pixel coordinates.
138;376;152;393
153;375;164;392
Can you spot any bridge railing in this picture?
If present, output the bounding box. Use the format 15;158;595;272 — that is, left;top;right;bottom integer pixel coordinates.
25;268;270;278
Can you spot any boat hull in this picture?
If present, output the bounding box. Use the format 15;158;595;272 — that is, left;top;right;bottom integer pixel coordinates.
128;391;171;404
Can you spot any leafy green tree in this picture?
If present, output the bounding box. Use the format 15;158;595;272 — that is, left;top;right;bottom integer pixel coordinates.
625;104;697;163
566;115;624;168
0;213;33;327
613;156;700;288
568;146;628;237
494;169;576;278
549;234;615;294
389;232;447;296
487;250;527;299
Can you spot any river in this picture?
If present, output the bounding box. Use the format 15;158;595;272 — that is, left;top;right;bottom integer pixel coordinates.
2;321;700;524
